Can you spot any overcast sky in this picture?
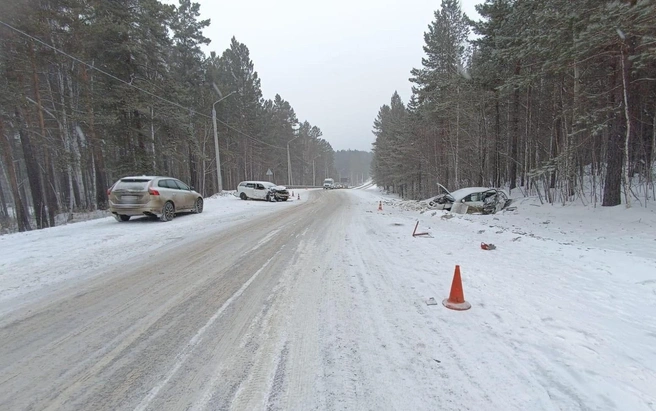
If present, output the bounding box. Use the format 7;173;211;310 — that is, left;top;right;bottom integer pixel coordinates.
193;0;482;151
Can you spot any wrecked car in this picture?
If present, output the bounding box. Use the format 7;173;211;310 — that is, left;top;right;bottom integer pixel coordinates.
237;181;290;202
425;186;512;214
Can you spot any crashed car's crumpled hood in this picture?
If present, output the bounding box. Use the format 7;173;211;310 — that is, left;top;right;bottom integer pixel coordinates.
449;187;495;201
270;185;287;191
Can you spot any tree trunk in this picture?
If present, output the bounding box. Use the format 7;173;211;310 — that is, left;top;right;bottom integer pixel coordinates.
188;114;198;187
56;63;76;214
523;85;532;189
67;66;87;210
603;62;623;207
150;106;156;173
82;66;108;209
603;128;624;207
454;85;460;187
0;120;31;231
509;61;521;190
479;102;488;186
31;45;57;226
0;160;10;219
494;95;501;188
650;101;656;201
570;59;581;200
620;46;632;208
16;107;47;229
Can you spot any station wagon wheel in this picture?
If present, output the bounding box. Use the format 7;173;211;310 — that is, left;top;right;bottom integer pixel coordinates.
240;192;247;200
160;201;175;222
194;198;204;213
119;214;130;222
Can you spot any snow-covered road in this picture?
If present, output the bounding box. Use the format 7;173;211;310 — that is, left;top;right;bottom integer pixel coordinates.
0;188;654;410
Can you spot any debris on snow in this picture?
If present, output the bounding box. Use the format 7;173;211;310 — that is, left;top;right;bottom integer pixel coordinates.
480;242;497;250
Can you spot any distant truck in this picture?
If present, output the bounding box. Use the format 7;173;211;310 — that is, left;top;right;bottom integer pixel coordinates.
323;178;335;189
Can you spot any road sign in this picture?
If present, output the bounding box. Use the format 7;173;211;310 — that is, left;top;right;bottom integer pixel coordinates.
266;169;273;176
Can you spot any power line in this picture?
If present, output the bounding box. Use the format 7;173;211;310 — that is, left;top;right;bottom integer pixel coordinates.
0;19;204;118
0;19;286;150
216;120;284;150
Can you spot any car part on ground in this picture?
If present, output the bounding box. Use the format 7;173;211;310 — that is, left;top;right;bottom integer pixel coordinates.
425;186;512;215
108;176;203;222
236;181;290;202
481;242;497;250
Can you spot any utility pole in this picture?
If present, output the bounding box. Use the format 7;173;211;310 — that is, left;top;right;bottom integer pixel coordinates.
211;91;236;193
287;132;300;186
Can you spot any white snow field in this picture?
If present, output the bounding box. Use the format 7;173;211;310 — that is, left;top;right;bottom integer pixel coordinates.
0;187;654;410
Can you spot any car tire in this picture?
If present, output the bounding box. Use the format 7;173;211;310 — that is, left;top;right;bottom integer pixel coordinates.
265;193;271;202
160;201;175;222
282;198;288;202
115;214;130;222
194;198;204;213
240;192;248;200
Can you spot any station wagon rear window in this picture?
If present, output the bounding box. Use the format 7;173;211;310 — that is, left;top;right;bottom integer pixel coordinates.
115;178;151;190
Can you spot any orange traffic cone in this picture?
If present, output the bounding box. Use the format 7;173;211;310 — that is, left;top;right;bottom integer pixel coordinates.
297;193;300;200
378;201;383;211
442;265;471;311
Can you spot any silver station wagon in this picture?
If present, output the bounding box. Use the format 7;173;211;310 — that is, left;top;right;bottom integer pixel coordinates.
108;176;204;222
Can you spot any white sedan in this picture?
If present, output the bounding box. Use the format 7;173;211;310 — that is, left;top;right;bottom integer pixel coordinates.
426;186;512;214
236;181;290;202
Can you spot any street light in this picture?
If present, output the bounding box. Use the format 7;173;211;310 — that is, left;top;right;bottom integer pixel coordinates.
287;131;300;186
212;90;236;193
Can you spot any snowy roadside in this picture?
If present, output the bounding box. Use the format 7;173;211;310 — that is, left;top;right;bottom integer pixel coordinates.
342;187;656;410
0;192;310;313
374;189;656;259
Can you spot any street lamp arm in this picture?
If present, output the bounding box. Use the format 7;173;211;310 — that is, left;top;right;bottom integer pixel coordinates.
213;90;237;109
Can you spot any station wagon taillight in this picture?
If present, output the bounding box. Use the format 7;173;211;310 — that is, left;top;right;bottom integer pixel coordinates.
149;188;160;196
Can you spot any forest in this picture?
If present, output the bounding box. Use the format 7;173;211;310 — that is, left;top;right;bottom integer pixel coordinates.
371;0;656;207
0;0;336;233
334;150;372;187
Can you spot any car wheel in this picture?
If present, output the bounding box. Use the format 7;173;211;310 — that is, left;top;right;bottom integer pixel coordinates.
240;192;248;200
194;198;204;213
114;214;130;222
265;193;271;202
282;198;288;202
160;201;175;222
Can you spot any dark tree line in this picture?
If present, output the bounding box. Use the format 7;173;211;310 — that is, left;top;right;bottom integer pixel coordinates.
0;0;335;233
372;0;656;207
334;150;372;187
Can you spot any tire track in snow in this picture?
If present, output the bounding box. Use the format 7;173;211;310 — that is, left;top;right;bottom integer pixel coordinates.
185;194;339;411
133;251;280;411
266;343;290;411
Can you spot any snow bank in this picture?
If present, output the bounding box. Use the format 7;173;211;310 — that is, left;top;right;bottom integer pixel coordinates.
0;194;307;314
